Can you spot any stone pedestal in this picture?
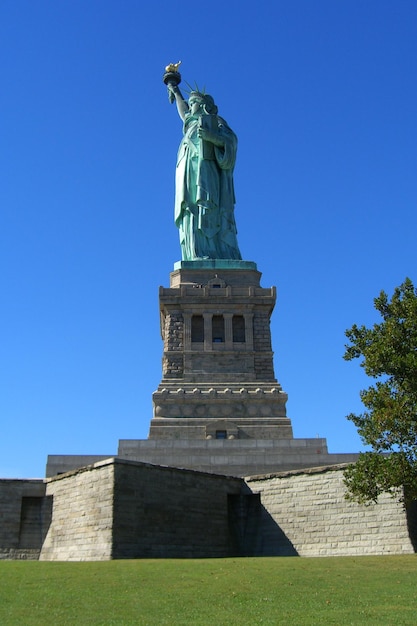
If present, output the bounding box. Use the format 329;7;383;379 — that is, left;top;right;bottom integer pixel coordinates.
150;261;292;441
46;259;349;479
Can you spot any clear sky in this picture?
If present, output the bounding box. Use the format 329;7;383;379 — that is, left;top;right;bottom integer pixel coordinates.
1;1;416;478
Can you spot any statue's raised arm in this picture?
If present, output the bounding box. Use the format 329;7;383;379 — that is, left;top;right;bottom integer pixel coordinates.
163;63;242;261
167;83;189;122
163;61;188;120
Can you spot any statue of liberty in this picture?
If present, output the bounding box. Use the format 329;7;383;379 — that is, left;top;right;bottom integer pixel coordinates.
164;64;242;261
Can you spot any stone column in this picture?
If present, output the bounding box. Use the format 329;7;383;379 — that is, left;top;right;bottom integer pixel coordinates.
244;312;254;351
203;313;212;351
183;312;191;351
224;313;233;349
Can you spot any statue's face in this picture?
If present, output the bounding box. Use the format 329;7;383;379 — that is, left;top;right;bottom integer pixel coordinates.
189;97;204;116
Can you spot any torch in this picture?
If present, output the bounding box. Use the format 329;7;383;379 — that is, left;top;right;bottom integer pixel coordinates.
163;61;182;103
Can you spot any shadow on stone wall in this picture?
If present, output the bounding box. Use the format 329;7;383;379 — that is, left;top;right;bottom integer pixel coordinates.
405;499;417;552
228;493;298;556
256;504;299;556
18;496;53;550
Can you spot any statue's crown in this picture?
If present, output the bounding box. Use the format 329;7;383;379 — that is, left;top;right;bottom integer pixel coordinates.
188;90;205;101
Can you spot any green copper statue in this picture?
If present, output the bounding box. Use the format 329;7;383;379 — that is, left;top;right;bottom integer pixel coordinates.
163;63;242;261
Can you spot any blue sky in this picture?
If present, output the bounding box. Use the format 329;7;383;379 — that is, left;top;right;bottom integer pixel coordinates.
1;1;416;478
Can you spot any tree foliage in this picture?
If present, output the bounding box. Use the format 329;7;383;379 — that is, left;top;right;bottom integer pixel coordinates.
343;278;417;504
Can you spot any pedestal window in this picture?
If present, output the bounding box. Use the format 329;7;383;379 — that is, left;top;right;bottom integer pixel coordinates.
232;315;246;342
212;315;225;343
191;315;204;342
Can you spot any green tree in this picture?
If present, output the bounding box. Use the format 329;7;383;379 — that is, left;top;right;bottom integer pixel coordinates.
343;278;417;505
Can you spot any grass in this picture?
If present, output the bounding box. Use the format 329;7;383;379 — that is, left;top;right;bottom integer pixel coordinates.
0;556;416;625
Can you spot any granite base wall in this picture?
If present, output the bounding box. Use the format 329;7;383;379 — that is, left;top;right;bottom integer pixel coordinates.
46;439;360;479
1;461;416;560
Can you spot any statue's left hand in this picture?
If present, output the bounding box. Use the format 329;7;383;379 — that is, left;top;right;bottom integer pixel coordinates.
197;126;223;146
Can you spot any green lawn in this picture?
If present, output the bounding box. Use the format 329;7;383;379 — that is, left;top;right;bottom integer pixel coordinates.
0;556;416;625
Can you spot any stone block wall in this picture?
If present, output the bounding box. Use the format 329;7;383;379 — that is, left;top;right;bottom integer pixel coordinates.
253;312;275;380
117;438;335;477
40;460;115;561
162;312;184;378
112;459;243;558
45;454;112;478
0;479;49;560
246;465;416;556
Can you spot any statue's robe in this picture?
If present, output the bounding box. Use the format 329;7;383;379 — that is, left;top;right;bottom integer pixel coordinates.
175;113;242;261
